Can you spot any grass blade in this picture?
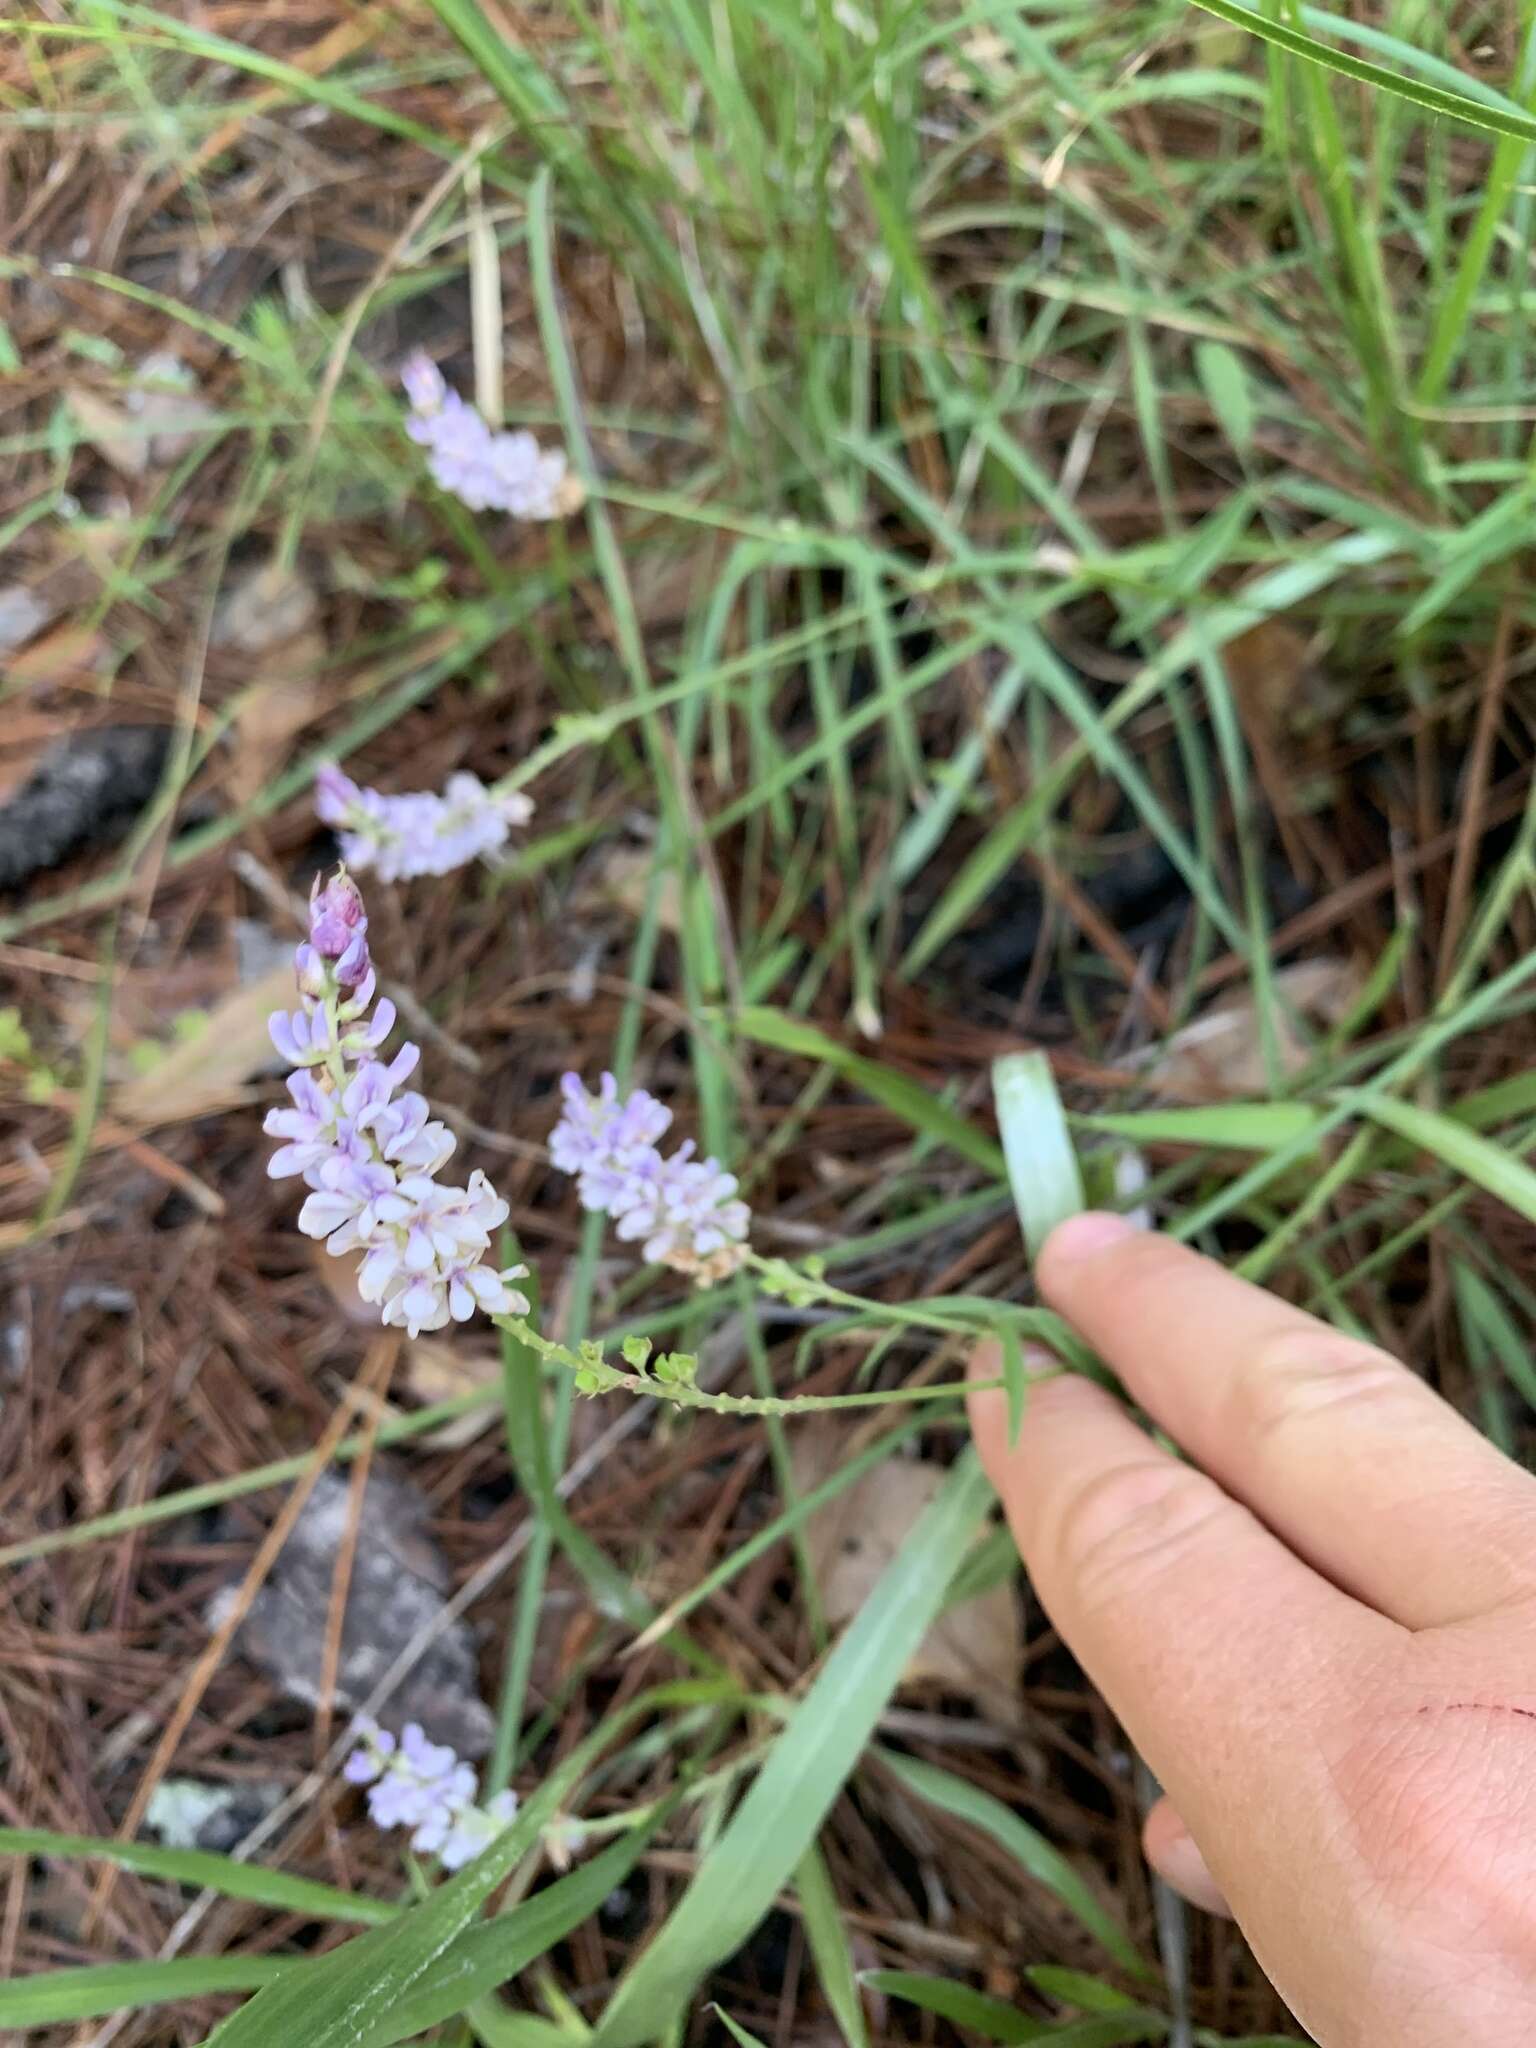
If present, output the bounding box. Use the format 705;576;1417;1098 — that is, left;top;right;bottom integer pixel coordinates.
200;1683;738;2047
0;1827;394;1926
994;1054;1085;1261
795;1843;869;2048
861;1971;1050;2042
877;1753;1148;1979
1348;1091;1536;1226
591;1455;994;2046
364;1823;670;2046
1188;0;1536;143
734;1006;1004;1173
0;1956;290;2026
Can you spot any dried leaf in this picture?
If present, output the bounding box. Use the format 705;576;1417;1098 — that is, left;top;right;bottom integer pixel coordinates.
66;387;147;477
794;1437;1021;1726
0;584;53;657
404;1337;502;1446
212;561;319;654
214;562;326;801
592;844;682;933
8;623;106;687
112;961;292;1127
228;633;326;802
1145;958;1360;1099
125;351;217;465
309;1237;377;1325
1222;617;1314;731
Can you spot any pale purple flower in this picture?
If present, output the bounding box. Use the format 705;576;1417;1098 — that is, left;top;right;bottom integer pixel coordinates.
315;764;533;884
549;1072;672;1207
342;1717;396;1785
613;1144;751;1279
549;1072;751;1284
266;868;530;1339
343;1715;518;1870
439;1788;519;1871
401;355;571;521
400;350;447;415
362;1723;477;1844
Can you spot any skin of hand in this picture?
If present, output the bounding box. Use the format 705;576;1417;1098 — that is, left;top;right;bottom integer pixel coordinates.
968;1212;1536;2048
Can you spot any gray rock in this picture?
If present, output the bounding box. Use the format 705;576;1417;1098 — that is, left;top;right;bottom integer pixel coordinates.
213;1465;495;1758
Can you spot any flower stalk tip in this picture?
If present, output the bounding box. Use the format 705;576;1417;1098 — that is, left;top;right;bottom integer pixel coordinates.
400;351;573;522
315;764;532;885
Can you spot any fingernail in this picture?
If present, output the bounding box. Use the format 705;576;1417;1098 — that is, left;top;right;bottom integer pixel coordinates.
1045;1211;1137;1264
1150;1824;1232;1919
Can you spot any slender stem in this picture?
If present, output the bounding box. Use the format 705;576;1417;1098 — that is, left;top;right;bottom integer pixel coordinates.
494;1315;999;1416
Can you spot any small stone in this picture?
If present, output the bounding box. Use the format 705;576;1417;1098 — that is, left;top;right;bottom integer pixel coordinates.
211;1465;496;1757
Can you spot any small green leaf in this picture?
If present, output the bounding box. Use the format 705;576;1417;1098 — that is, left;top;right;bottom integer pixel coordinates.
1027;1965;1137;2010
1195;341;1255;455
1073;1103;1320;1152
1000;1324;1028;1449
712;2008;771;2048
861;1970;1048;2042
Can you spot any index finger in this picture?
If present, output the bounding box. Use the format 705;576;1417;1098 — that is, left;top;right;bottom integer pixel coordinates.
966;1348;1383;1823
1037;1213;1536;1628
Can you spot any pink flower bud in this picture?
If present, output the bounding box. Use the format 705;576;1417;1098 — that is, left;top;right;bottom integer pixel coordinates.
309;871;371;989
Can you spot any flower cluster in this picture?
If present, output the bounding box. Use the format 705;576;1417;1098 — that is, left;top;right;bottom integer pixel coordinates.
550;1071;751;1284
315;763;532;884
344;1718;519;1872
265;872;530;1337
402;353;571;521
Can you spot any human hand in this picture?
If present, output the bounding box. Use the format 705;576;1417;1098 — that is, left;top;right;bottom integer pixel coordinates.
968;1212;1536;2047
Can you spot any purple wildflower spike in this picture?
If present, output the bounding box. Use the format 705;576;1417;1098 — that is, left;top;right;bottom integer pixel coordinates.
400;357;571;521
549;1072;751;1284
343;1717;520;1869
315;764;533;883
265;869;529;1338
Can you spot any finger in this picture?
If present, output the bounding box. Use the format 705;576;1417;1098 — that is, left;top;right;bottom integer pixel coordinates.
1142;1797;1231;1918
1039;1215;1536;1628
967;1346;1384;1836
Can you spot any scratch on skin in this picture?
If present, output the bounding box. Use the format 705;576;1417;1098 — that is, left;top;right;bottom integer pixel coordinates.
1419;1702;1536;1725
